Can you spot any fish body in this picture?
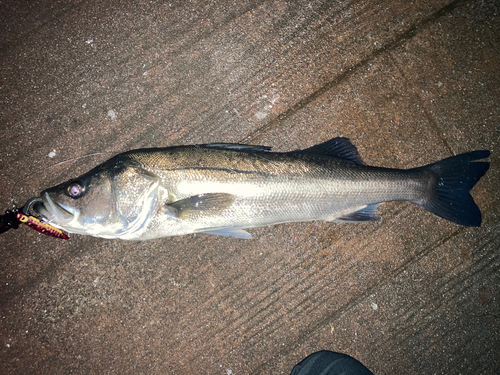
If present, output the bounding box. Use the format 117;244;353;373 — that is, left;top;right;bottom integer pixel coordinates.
32;138;490;240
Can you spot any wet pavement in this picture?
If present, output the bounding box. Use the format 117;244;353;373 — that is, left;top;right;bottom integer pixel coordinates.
1;0;499;374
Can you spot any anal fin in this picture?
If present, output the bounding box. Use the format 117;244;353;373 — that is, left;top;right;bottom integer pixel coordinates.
196;226;252;239
336;204;379;223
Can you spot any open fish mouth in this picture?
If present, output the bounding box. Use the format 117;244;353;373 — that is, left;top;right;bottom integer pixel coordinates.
32;192;78;226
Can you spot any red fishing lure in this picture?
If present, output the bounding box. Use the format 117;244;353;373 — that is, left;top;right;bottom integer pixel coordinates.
16;212;69;239
0;208;69;240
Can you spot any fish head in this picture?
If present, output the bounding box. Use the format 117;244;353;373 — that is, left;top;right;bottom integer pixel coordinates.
32;159;161;238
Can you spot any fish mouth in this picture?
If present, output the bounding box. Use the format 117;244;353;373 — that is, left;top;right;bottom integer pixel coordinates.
32;192;79;227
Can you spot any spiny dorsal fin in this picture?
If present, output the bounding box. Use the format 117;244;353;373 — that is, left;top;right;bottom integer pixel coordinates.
298;137;365;165
201;143;272;152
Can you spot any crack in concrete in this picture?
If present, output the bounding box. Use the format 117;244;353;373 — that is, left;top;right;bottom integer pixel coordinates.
242;0;465;145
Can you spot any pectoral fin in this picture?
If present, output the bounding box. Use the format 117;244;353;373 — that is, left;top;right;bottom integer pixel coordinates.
165;193;235;219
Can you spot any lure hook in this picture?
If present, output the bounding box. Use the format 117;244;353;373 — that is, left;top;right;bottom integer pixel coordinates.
0;198;69;240
22;197;43;216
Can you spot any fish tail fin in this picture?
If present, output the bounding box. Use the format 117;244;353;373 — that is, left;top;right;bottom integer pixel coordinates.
413;150;490;227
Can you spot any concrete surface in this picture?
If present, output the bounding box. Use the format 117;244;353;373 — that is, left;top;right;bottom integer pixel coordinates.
1;0;499;374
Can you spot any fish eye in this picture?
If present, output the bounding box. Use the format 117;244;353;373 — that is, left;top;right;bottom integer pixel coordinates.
67;181;85;198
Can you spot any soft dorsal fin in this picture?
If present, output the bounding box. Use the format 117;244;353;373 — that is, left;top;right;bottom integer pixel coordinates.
201;143;272;152
298;137;365;165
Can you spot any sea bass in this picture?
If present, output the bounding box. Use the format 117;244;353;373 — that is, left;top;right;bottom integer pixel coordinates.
31;138;490;240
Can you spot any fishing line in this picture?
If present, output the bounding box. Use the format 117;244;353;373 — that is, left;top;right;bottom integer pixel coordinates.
8;152;115;208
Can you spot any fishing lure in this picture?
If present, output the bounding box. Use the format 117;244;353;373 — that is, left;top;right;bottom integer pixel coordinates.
0;198;69;239
16;211;69;239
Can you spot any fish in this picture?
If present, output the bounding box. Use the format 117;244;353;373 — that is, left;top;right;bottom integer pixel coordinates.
31;137;490;240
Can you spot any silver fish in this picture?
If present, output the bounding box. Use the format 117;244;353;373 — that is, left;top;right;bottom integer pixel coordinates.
32;138;490;240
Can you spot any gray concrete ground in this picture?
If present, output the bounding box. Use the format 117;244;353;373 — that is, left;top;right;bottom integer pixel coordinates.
1;0;499;374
